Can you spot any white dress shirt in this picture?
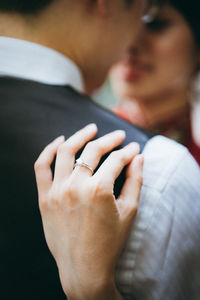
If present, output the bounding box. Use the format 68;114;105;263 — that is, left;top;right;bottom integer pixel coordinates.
0;37;200;300
0;36;84;92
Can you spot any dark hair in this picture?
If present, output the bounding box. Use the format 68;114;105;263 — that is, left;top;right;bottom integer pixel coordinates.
169;0;200;47
0;0;167;14
125;0;166;7
0;0;53;14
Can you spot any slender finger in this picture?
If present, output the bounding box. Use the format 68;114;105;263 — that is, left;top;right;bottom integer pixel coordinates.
118;154;144;204
114;155;144;248
54;123;98;183
73;130;126;177
34;136;65;198
94;142;140;184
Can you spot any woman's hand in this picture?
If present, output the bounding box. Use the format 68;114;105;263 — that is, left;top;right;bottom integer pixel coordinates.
34;124;144;300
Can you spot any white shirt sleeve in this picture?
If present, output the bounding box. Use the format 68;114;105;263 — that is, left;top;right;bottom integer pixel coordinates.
116;136;200;300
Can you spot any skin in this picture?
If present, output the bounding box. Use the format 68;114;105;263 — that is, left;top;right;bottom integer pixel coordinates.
35;125;144;300
0;0;147;298
0;0;146;93
110;4;200;128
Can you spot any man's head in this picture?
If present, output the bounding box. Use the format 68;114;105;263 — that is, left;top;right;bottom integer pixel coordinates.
0;0;156;92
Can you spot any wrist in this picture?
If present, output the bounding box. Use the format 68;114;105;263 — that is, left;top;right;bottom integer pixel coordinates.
67;279;123;300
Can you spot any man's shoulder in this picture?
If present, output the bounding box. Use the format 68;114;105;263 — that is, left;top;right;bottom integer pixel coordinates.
0;77;152;150
141;135;200;225
142;135;200;192
116;135;200;300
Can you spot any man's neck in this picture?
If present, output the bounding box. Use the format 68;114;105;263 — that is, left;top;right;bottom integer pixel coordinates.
0;10;105;94
0;12;33;39
0;12;75;62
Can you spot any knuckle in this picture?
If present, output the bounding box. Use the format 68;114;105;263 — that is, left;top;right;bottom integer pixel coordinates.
110;150;126;165
48;188;61;207
109;151;118;160
125;202;138;219
63;180;78;200
34;159;45;172
42;144;53;156
39;198;49;211
118;154;127;165
38;190;53;211
136;174;143;187
57;143;68;155
58;140;77;156
95;141;107;154
85;140;105;154
47;181;79;209
90;179;111;200
131;203;138;215
34;160;40;171
85;141;96;152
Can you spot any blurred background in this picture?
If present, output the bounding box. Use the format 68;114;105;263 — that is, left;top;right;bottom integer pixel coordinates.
93;2;200;166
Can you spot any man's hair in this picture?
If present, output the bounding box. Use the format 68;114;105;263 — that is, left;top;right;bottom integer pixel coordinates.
124;0;165;6
124;0;134;5
0;0;53;14
0;0;167;14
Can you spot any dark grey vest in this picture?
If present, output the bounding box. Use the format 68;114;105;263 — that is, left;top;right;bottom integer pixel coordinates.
0;78;152;299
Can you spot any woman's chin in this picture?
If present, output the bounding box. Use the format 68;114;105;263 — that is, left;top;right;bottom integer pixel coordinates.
117;84;156;102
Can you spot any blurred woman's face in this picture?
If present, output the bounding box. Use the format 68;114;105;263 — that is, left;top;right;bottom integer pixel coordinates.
110;5;200;101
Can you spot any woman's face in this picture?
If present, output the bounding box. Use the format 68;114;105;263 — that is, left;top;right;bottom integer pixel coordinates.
110;5;200;101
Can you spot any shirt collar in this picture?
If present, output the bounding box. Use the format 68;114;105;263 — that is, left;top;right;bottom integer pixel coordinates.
0;36;84;93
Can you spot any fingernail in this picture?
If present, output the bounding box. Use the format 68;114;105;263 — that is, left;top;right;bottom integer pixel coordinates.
126;142;140;153
85;123;98;132
114;130;126;138
135;154;144;166
54;135;65;143
129;154;144;173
